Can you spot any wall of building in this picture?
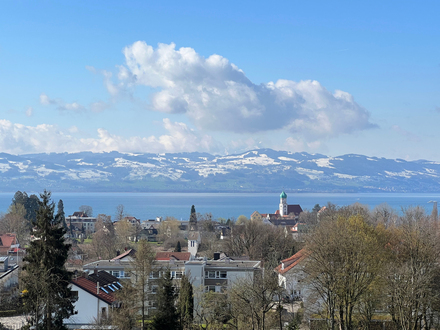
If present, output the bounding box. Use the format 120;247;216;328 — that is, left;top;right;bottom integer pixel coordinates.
65;285;111;325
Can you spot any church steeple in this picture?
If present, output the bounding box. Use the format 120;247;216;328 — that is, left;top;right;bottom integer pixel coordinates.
279;191;288;216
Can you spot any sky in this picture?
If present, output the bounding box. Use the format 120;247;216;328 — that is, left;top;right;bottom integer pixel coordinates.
1;1;439;160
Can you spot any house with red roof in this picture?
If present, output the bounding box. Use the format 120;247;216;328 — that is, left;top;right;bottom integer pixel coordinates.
65;271;121;326
0;233;18;255
275;249;310;301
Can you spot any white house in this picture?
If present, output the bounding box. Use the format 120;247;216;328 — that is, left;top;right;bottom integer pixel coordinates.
275;249;322;317
65;272;121;327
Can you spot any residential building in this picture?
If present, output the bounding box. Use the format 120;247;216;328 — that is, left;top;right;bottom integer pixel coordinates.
0;256;19;306
82;250;262;318
65;271;121;327
66;212;97;238
275;249;321;317
0;233;18;255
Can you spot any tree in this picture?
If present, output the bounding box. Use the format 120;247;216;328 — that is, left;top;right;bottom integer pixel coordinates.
312;203;321;213
115;219;134;249
129;239;156;330
91;214;117;259
229;271;283;330
304;212;387;330
151;269;179;330
57;200;67;231
79;205;93;217
0;203;28;243
158;217;181;243
11;191;39;227
175;240;182;252
226;220;295;267
112;284;138;330
236;215;249;225
384;207;440;330
21;190;74;330
178;274;194;329
189;205;197;230
115;204;126;222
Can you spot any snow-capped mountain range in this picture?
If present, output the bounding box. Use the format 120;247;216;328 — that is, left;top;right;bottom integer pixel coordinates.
0;149;439;193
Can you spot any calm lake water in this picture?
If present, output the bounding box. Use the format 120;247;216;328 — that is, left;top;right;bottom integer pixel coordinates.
0;192;439;221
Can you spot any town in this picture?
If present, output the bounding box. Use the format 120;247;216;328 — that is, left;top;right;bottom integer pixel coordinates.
1;190;439;330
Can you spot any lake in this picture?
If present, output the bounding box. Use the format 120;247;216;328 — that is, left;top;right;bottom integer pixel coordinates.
0;192;439;221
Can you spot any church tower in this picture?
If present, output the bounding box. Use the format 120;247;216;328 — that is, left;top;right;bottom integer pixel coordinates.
279;191;288;216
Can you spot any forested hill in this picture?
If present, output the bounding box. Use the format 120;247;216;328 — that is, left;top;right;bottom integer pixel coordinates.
0;149;439;193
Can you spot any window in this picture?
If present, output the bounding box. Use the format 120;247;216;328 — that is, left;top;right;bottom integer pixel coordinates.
151;285;158;294
205;270;227;279
205;285;215;292
205;285;224;293
171;271;183;279
150;271;160;279
101;307;107;318
112;271;120;278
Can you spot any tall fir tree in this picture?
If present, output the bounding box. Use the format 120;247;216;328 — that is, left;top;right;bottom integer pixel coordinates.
175;240;182;252
189;205;197;231
21;190;74;330
151;269;179;330
57;199;67;231
178;274;194;330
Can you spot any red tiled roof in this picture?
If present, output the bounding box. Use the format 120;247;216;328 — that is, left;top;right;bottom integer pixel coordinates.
0;233;17;254
155;252;191;261
274;249;309;275
71;276;115;304
111;249;135;260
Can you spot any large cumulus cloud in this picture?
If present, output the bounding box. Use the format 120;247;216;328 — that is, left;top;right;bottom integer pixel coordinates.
117;41;376;139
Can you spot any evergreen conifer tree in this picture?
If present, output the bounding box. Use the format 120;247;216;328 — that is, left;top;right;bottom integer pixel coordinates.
175;240;182;252
178;274;194;329
57;199;67;231
189;205;197;231
21;190;74;330
151;269;179;330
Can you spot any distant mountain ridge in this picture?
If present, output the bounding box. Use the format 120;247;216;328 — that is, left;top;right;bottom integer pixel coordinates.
0;149;439;193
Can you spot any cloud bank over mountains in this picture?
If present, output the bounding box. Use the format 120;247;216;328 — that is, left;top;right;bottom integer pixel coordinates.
4;41;376;155
0;119;219;154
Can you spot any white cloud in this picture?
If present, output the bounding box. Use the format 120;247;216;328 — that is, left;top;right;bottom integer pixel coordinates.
116;41;376;140
25;107;33;117
40;93;108;113
0;119;221;154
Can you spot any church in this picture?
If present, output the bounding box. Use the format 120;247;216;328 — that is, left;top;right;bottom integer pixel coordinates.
251;191;303;226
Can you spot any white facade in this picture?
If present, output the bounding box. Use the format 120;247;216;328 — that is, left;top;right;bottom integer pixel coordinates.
65;284;112;326
280;197;287;216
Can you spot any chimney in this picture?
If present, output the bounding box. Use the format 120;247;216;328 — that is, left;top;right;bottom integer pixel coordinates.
97;281;100;295
94;268;98;276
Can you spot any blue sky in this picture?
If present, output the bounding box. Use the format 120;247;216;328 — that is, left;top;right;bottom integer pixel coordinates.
1;1;439;160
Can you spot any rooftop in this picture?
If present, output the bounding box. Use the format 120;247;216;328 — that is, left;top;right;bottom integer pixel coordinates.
274;249;309;275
